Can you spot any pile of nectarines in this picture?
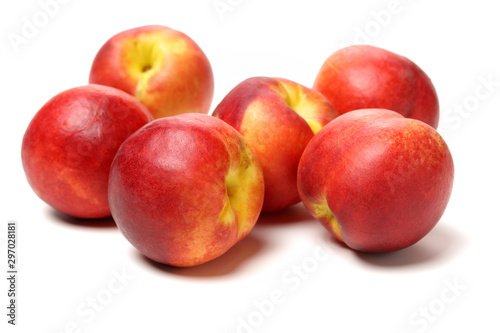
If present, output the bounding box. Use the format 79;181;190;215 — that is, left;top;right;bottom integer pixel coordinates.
21;25;453;267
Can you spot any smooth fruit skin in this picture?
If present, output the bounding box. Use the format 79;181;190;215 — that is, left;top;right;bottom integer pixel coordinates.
89;25;214;119
213;77;338;212
313;45;439;128
21;84;153;219
298;109;454;252
108;113;265;267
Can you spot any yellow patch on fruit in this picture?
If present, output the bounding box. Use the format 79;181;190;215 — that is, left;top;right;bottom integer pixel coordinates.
122;33;171;99
218;142;261;237
273;81;324;134
218;195;236;225
310;198;343;241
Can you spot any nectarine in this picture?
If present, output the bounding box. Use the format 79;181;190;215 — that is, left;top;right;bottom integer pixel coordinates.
108;113;265;267
21;84;153;218
298;109;454;252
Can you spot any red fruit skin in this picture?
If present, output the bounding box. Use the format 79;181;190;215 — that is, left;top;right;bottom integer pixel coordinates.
108;113;264;267
313;45;440;129
298;109;454;252
21;84;153;219
213;76;338;212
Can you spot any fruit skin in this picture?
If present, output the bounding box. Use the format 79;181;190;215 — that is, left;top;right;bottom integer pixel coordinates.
89;25;214;119
21;84;153;219
297;109;454;252
108;113;265;267
212;76;339;212
313;45;439;129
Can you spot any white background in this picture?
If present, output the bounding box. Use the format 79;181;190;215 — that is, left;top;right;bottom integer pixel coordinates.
1;0;499;332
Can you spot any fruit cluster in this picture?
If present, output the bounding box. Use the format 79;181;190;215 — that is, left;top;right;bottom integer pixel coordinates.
21;25;454;267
